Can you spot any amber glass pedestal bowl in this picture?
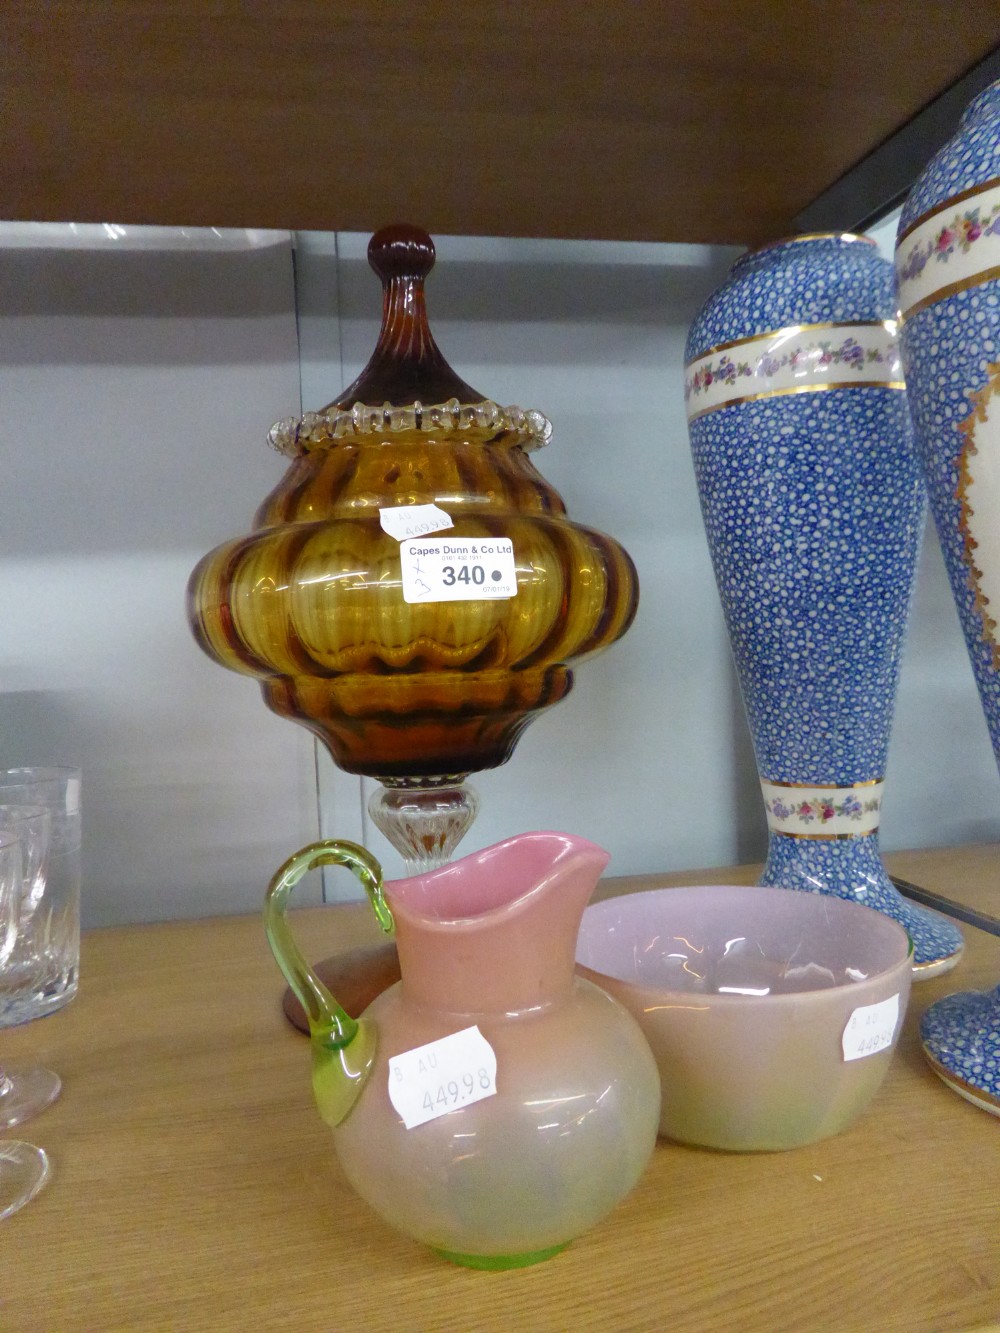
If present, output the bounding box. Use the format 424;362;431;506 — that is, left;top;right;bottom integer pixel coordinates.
188;226;638;795
188;407;636;780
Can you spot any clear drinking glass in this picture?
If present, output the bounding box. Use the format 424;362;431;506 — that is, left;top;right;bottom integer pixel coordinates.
0;806;62;1120
0;767;81;1025
0;829;52;1219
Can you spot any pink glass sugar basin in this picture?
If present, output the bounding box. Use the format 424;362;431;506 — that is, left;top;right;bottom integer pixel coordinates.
576;885;913;1152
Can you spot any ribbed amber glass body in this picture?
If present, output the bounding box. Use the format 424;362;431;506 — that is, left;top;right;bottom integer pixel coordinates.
187;224;638;781
188;421;637;778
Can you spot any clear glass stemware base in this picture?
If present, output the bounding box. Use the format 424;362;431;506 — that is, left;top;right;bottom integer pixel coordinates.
0;1065;61;1130
0;1140;50;1219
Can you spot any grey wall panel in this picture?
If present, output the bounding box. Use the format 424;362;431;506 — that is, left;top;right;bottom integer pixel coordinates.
0;226;320;925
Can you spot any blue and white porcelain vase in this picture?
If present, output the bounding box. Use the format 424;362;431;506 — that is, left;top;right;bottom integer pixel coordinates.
896;79;1000;1116
685;232;963;980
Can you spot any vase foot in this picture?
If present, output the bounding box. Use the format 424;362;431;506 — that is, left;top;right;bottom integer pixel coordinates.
920;985;1000;1116
760;839;964;978
433;1241;569;1270
767;885;964;979
873;895;964;980
910;942;964;981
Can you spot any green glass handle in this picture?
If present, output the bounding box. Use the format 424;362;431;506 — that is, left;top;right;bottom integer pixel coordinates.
264;840;393;1128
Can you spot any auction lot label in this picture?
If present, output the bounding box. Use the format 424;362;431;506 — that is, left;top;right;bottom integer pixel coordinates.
400;537;517;603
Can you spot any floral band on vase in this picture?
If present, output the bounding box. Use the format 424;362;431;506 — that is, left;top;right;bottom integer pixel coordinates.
683;321;903;422
760;779;884;839
896;175;1000;320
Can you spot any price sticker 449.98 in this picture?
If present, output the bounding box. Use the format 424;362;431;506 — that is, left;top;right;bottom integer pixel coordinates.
400;537;517;604
387;1025;499;1130
841;993;900;1062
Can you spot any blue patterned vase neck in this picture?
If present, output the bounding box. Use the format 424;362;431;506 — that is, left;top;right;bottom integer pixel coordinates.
727;233;877;279
686;234;895;360
960;79;1000;130
901;77;1000;228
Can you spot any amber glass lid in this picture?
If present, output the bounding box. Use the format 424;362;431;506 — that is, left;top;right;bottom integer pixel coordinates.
269;224;551;456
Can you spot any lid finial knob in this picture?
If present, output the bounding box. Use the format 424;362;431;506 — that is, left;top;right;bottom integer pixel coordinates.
330;223;484;409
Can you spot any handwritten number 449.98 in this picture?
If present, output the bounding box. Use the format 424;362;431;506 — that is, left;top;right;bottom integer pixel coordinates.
421;1067;492;1112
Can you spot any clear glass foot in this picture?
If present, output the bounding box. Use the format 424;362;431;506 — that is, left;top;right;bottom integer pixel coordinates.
0;1066;61;1130
368;776;480;873
0;1140;50;1219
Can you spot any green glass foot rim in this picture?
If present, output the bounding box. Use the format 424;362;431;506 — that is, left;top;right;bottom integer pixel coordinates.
434;1242;570;1270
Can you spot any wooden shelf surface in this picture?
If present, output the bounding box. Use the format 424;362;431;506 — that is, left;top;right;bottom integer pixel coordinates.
2;843;999;1331
2;4;999;243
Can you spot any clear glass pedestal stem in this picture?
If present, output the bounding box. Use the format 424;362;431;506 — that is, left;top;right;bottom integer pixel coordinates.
368;776;480;874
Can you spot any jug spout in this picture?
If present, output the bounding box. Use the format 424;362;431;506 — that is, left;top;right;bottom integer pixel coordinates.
386;831;610;1014
265;841;394;1127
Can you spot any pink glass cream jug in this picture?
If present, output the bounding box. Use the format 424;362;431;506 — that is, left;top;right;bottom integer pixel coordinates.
265;831;660;1269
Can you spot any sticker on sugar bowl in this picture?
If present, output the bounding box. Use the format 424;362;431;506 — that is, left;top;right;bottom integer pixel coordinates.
400;536;518;604
841;993;900;1062
388;1025;498;1129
